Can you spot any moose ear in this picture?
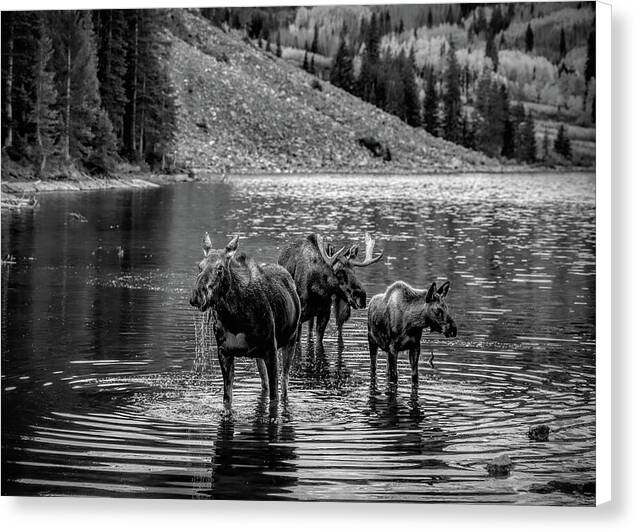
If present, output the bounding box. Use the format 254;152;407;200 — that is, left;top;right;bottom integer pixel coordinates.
425;282;437;303
437;281;451;298
202;232;212;256
225;235;240;255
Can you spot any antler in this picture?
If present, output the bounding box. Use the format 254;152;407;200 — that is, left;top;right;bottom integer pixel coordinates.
351;232;383;267
202;232;212;256
315;234;345;268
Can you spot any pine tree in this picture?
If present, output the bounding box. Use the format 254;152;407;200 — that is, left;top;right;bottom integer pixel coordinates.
276;32;282;58
423;68;439;136
525;23;534;53
511;102;527;160
93;10;128;146
521;114;537;162
122;10;176;164
2;12;43;157
330;38;354;92
485;30;499;71
309;55;315;75
1;13;17;150
445;6;454;25
302;50;309;71
384;57;406;120
511;106;537;163
311;24;319;54
559;27;567;61
554;124;571;159
29;16;60;174
402;48;421;127
543;126;550;160
474;68;509;157
475;8;487;36
49;11;116;167
490;5;504;34
461;111;475;149
585;30;595;83
357;12;380;104
499;85;514;158
426;10;433;29
441;40;462;143
265;39;271;53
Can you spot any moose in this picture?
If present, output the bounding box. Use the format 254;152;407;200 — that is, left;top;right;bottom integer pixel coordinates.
329;233;384;339
278;232;383;349
189;233;300;411
367;280;457;386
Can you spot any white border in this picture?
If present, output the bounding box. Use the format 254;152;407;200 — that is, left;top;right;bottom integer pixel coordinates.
595;0;611;506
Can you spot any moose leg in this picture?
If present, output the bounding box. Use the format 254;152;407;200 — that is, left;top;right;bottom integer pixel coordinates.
409;346;420;385
257;358;269;392
218;351;235;412
334;297;351;340
264;345;279;403
307;316;314;342
387;347;399;386
280;341;296;398
368;336;379;376
315;304;331;349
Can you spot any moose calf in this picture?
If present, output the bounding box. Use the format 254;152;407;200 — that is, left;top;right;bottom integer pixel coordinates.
367;280;457;386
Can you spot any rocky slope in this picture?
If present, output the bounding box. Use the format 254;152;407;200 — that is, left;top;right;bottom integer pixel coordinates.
165;10;498;173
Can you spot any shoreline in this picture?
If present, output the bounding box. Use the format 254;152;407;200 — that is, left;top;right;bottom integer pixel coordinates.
1;166;595;210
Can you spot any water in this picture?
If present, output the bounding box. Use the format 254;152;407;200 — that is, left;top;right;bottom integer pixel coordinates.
1;173;595;504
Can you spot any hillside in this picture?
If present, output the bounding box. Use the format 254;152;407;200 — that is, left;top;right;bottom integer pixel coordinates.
267;2;596;167
165;10;497;173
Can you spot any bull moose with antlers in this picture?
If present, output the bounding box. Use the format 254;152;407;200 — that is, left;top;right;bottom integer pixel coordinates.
189;233;300;411
278;232;383;349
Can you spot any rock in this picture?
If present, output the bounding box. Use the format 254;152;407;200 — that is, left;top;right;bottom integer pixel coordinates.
486;454;513;477
529;480;595;496
68;212;88;223
528;425;551;442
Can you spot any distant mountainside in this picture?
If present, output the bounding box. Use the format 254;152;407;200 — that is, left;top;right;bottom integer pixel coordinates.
164;10;497;173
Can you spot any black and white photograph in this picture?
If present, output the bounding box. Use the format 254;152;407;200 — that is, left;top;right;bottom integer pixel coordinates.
1;1;604;506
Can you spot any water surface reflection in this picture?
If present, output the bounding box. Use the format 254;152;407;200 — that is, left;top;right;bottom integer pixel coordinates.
1;173;595;504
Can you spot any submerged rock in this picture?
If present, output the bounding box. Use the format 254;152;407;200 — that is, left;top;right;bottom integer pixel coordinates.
486;454;513;477
529;480;595;496
528;425;551;442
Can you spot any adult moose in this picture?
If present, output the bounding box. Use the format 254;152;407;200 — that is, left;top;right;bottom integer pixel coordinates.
189;233;300;411
367;280;457;386
330;233;384;339
278;232;383;349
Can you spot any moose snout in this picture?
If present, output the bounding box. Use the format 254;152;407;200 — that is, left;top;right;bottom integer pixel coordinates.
189;290;201;310
445;319;458;338
351;289;366;310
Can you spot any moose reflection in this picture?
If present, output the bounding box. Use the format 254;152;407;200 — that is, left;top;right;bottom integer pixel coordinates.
278;232;383;349
367;281;457;386
189;233;300;411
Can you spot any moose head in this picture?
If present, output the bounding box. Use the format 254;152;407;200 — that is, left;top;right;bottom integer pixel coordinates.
189;233;240;312
317;232;383;310
424;281;457;338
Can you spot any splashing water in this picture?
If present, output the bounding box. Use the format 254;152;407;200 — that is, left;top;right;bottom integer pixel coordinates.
193;310;216;375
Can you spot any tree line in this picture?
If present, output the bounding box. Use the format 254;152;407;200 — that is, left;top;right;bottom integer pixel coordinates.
1;10;176;176
328;10;582;163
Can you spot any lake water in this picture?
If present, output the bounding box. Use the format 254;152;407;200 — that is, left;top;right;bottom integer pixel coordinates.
1;173;596;504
